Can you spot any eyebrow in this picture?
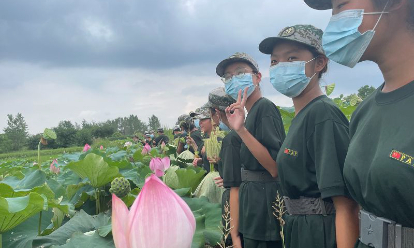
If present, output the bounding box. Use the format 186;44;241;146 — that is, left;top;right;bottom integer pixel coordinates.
271;49;302;58
224;67;250;74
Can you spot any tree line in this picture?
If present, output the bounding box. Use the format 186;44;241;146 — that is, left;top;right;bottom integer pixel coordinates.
0;114;162;153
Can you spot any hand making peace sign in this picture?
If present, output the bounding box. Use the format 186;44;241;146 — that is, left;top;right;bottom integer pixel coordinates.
225;87;248;132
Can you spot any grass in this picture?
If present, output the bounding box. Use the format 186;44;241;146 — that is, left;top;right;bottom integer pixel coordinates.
0;147;83;162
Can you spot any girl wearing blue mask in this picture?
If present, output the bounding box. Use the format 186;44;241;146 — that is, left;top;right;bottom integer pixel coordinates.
217;52;286;248
305;0;414;247
259;24;359;248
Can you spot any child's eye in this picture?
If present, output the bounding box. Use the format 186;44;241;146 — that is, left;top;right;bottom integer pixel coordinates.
271;60;278;66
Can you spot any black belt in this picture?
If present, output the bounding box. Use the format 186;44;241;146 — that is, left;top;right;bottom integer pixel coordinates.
241;169;277;182
283;196;335;215
359;210;414;248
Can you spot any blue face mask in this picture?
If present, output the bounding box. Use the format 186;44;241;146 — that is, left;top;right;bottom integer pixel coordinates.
150;134;154;138
194;119;200;129
219;122;230;131
225;73;256;101
269;58;317;98
322;5;389;68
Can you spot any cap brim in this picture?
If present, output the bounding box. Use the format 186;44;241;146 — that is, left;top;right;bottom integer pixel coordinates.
259;37;319;55
216;58;255;77
304;0;332;10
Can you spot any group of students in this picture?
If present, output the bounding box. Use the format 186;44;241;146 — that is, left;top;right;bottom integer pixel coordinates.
181;0;414;247
140;128;169;147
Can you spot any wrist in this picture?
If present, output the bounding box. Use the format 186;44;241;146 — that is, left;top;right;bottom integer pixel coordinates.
235;126;247;135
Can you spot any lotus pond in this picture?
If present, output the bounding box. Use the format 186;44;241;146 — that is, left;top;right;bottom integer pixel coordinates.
0;143;225;248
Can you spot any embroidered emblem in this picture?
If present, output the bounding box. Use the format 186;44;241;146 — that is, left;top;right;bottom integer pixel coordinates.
284;148;298;157
281;26;295;37
389;149;414;167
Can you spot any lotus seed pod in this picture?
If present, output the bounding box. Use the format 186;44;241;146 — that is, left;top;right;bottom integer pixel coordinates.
40;137;48;145
109;177;131;198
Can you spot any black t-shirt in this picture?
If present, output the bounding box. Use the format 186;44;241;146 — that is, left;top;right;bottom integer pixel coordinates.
344;82;414;229
277;95;350;200
153;134;169;146
238;97;286;241
218;130;242;188
241;98;285;171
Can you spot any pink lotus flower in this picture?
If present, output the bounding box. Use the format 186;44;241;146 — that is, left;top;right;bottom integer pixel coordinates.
50;159;60;174
112;174;196;248
83;144;91;152
149;157;170;177
100;145;104;150
141;143;151;155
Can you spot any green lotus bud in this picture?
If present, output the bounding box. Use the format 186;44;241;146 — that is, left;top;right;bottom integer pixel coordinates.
109;177;131;198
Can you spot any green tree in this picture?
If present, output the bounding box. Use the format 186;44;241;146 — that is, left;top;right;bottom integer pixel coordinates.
27;134;43;150
3;113;29;151
148;115;161;132
0;133;12;153
357;85;376;100
54;120;77;148
76;128;93;146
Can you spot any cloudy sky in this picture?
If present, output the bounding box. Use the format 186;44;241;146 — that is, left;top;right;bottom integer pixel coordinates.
0;0;384;134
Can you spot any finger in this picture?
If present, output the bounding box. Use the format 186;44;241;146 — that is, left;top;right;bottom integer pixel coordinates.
241;87;248;106
229;104;243;112
237;89;242;103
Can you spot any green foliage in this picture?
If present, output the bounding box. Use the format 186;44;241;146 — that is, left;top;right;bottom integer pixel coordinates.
0;193;46;233
279;108;295;133
0;133;13;153
75;128;93;146
182;196;222;248
3;113;29;151
66;153;121;188
43;128;57;140
193;171;224;204
54;121;77;148
324;83;336;96
148;114;161;131
32;210;112;247
357;85;376;100
0;147;82;161
27;134;43;150
163;166;206;192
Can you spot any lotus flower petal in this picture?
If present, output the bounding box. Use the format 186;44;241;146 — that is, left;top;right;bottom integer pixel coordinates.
50;159;60;174
149;157;170;177
112;194;130;248
161;157;170;171
100;145;104;150
128;175;195;248
141;144;151;155
83;144;91;152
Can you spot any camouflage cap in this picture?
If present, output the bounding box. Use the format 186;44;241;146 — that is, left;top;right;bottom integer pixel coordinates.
202;87;236;111
304;0;332;10
216;52;259;77
177;114;190;124
195;108;211;120
259;24;325;55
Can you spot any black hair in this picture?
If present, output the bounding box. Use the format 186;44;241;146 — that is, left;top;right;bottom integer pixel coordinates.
308;46;328;79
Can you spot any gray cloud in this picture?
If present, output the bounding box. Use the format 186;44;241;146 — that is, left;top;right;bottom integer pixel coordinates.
0;0;333;69
0;0;385;134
